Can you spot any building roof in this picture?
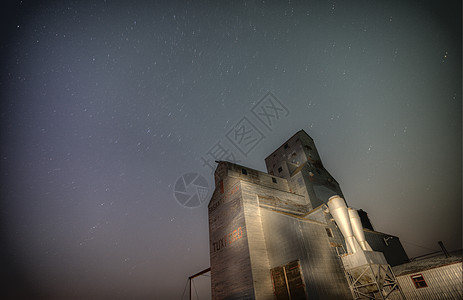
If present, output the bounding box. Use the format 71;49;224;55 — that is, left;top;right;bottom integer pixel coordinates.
264;129;310;160
392;250;462;276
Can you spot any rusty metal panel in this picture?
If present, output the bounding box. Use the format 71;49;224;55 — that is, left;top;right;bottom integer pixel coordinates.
271;260;307;300
285;260;306;299
271;266;290;300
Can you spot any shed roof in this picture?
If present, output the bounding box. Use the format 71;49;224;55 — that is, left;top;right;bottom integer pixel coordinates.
392;250;462;276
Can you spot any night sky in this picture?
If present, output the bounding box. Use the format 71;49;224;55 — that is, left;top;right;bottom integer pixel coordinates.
1;1;461;299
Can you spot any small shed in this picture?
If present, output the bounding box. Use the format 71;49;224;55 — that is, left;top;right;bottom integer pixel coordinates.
391;250;462;299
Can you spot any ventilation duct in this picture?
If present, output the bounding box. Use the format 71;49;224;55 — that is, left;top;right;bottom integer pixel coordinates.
348;208;372;251
327;195;358;254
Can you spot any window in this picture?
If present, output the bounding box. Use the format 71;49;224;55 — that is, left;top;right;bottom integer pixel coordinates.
304;145;312;151
284;143;289;149
272;177;277;183
278;167;283;173
242;168;248;175
411;274;427;289
325;228;333;238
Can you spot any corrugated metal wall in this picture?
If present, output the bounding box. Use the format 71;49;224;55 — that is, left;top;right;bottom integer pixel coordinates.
394;263;462;300
259;206;352;299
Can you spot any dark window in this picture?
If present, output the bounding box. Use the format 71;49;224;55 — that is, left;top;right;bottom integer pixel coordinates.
284;143;289;149
278;167;283;173
411;274;427;289
242;168;247;175
325;228;333;238
305;145;312;151
272;177;277;183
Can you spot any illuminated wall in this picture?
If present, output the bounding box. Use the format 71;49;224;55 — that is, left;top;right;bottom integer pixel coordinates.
208;131;409;299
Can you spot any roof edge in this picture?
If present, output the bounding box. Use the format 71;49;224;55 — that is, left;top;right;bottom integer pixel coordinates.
264;129;312;161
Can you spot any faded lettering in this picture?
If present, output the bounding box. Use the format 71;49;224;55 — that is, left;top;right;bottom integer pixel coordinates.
212;226;244;253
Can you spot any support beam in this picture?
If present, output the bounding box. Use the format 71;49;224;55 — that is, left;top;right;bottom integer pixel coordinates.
188;267;211;280
188;267;211;300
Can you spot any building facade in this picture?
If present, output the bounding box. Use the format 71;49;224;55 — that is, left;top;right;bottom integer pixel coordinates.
208;130;409;299
391;252;462;299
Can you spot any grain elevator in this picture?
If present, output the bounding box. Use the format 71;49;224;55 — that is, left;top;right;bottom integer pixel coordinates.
208;130;409;299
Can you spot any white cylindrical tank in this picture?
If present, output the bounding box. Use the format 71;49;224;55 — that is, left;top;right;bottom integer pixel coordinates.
327;195;357;254
348;208;372;251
